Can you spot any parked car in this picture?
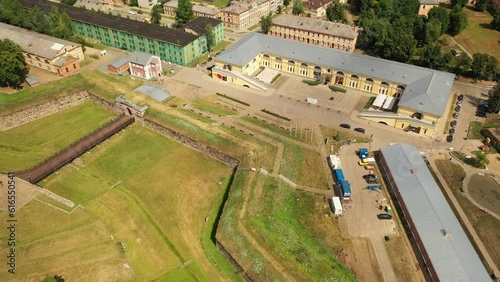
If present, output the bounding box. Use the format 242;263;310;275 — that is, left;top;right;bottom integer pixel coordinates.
354;127;366;134
476;111;487;118
478;104;488;111
377;213;392;220
455;106;461;112
447;135;454;142
201;62;207;67
363;174;379;183
207;57;212;62
479;99;488;106
449;128;455;135
457;94;464;101
450;120;457;128
456;101;462;106
453;112;459;119
340;123;351;129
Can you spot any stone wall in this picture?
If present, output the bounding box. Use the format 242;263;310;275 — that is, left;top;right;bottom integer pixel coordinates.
0;91;90;131
88;93;121;113
142;118;240;167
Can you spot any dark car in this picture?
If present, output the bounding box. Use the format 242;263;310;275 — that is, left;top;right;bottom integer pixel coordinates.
201;62;207;67
457;94;464;101
450;120;457;128
476;111;487;118
377;213;392;220
455;106;461;112
479;99;488;106
215;51;221;56
453;112;459;119
477;105;488;111
207;57;213;62
363;174;379;183
354;127;366;134
447;134;454;142
340;123;351;129
449;128;455;135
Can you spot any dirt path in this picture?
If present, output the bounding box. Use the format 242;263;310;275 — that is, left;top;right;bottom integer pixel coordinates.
370;237;397;282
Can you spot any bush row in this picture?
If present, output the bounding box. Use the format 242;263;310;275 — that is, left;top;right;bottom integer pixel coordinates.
216;93;250;106
261;109;291;121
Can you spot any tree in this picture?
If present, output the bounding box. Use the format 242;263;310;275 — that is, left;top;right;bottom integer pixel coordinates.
276;5;282;14
427;7;449;35
41;276;57;282
205;24;216;51
50;7;73;40
448;6;468;36
326;1;348;24
471;53;498;81
474;0;489;11
259;14;272;34
60;0;77;5
283;0;291;7
451;0;468;8
375;0;394;19
374;23;416;63
424;18;442;44
128;0;138;6
487;84;500;113
412;15;426;44
175;0;195;27
26;6;52;34
418;44;445;70
454;53;472;76
492;12;500;31
292;0;304;15
0;39;28;88
151;4;162;25
0;0;26;27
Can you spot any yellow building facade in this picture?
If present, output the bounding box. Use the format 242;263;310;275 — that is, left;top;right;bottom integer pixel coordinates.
213;33;455;137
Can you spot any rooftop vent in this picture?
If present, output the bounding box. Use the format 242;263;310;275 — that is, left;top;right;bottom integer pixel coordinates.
441;229;451;237
410;168;418;175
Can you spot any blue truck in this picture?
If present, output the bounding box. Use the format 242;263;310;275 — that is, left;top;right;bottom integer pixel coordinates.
359;148;369;160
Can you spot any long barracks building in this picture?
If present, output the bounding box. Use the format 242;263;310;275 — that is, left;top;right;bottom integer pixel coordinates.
19;0;224;66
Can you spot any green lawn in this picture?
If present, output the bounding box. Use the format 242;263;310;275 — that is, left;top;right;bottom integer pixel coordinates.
35;125;237;281
0;102;115;172
455;8;500;59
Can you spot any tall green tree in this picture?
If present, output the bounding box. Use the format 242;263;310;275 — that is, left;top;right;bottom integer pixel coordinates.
418;44;445;69
50;7;73;40
151;4;163;25
41;276;57;282
292;0;304;15
0;39;27;88
487;84;500;113
375;0;394;19
454;53;472;76
259;14;272;34
471;53;498;81
374;20;416;63
427;7;449;35
451;0;468;8
424;18;442;44
205;24;216;51
326;1;348;24
474;0;489;11
128;0;138;7
448;6;468;36
60;0;77;5
26;6;52;34
492;12;500;31
175;0;195;27
0;0;26;27
283;0;291;7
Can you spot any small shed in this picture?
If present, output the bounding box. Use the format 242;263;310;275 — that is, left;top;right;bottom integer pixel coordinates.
108;57;130;74
26;76;40;88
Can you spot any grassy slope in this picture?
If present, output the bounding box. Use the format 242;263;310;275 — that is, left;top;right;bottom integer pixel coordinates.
0;102;115;172
27;125;234;281
454;8;500;59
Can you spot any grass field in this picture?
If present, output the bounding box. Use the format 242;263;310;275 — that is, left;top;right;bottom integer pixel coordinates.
455;7;500;59
218;172;356;281
435;159;500;270
0;102;115;172
281;142;328;189
0;125;238;281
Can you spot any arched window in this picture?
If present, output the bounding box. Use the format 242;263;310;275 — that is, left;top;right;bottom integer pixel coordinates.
301;63;308;67
366;78;374;83
336;71;344;76
288;60;295;64
275;57;282;61
263;54;270;58
381;81;390;86
351;74;359;79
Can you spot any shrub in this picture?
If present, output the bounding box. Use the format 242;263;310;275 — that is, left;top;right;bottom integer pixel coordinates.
261;109;291;121
302;79;320;86
328;85;347;93
216;93;250;106
271;73;282;84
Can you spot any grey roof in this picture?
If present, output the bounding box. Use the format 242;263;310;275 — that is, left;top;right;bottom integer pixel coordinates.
109;57;130;68
216;33;455;116
0;22;79;60
25;76;39;85
222;0;269;14
129;51;157;66
134;84;172;103
115;96;148;112
380;144;490;282
272;14;358;40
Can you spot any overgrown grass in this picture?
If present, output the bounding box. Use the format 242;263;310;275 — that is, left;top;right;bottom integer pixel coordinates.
178;108;214;123
241;116;315;144
468;121;484;139
320;125;372;153
193;99;237;116
0;102;115;172
280;142;327;188
384;235;420;282
247;178;356;281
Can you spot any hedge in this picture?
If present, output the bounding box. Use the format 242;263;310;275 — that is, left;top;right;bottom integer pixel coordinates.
261;109;291;121
216;93;250;106
302;79;320;86
328;85;347;93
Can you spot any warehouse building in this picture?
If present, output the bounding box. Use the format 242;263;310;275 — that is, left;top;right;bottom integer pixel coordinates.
19;0;224;66
0;22;83;76
378;143;491;281
212;32;455;136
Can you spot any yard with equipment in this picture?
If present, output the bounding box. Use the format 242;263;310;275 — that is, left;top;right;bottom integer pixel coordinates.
0;102;115;172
